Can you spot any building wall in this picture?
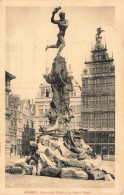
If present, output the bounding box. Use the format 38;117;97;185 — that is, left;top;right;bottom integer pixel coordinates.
5;71;16;155
16;99;35;155
69;80;82;129
8;94;19;155
81;29;115;156
35;83;52;135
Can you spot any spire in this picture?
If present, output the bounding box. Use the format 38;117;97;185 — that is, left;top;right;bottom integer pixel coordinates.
105;41;107;49
46;67;49;74
112;52;113;59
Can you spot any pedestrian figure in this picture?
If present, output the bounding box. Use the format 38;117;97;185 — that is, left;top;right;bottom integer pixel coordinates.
20;150;22;158
10;145;13;157
14;145;16;155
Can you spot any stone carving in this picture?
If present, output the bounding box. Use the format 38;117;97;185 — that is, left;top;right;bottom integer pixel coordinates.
43;56;73;130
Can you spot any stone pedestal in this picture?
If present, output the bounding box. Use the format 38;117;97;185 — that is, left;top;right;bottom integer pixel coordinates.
44;56;73;130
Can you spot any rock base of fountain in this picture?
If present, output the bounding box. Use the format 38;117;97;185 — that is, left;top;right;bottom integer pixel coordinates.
5;130;115;181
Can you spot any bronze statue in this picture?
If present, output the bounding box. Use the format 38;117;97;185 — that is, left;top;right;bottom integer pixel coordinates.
96;27;105;37
96;27;105;42
45;7;68;57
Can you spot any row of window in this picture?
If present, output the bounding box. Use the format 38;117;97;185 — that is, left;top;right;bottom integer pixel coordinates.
85;137;115;144
82;113;115;120
83;84;115;93
83;95;115;108
83;95;115;102
82;120;114;128
83;77;115;85
82;132;115;144
89;66;114;74
92;51;108;61
93;145;115;155
82;112;115;128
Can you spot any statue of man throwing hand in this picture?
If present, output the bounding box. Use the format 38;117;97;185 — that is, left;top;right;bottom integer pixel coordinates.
45;7;68;57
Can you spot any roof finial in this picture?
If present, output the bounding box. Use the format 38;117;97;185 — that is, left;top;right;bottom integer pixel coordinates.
46;67;49;74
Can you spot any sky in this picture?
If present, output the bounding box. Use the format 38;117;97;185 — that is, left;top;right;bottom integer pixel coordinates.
6;6;116;99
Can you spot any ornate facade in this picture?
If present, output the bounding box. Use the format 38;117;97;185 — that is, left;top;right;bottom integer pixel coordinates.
17;99;35;155
5;71;16;155
81;28;115;157
5;74;35;156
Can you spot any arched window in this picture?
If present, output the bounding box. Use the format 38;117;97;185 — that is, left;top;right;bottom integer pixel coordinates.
46;89;49;97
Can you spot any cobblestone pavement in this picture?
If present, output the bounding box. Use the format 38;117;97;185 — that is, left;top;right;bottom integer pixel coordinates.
5;155;115;188
5;173;115;188
6;155;26;164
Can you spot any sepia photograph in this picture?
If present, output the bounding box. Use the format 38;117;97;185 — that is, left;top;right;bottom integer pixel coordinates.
1;0;124;194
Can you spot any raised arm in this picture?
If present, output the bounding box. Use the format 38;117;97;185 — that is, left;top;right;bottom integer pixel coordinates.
51;11;59;24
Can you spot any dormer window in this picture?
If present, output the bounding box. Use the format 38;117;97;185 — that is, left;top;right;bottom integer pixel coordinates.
46;89;49;97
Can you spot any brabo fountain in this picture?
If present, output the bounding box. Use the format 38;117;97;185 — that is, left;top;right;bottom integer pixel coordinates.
5;7;115;181
44;6;73;132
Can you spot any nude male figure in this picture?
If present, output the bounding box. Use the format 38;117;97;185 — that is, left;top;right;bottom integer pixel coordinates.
45;7;68;57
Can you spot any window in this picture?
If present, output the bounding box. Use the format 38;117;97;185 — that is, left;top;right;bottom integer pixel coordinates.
46;89;49;97
96;68;99;73
109;96;115;108
102;146;108;155
93;68;95;74
95;113;101;128
108;132;115;143
96;133;102;143
109;77;115;92
102;54;106;59
11;120;14;125
102;113;108;128
83;96;88;109
105;67;108;73
109;112;115;128
73;90;76;96
109;146;115;155
39;105;43;115
89;113;95;128
82;113;88;128
89;96;95;108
